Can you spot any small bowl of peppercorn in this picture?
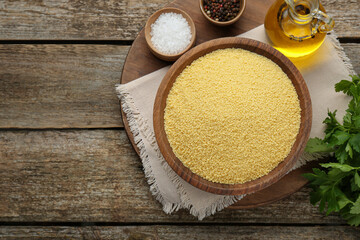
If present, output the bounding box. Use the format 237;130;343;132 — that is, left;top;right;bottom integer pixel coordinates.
200;0;246;26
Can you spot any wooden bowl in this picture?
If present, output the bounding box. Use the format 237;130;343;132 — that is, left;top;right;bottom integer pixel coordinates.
199;0;246;26
144;7;196;62
153;37;312;195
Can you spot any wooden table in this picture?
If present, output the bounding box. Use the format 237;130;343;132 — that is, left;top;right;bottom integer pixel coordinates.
0;0;359;239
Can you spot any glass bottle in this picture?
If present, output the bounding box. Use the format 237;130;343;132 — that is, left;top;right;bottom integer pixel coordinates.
264;0;335;58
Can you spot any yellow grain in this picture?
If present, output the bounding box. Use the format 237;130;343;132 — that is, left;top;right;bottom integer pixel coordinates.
164;48;301;184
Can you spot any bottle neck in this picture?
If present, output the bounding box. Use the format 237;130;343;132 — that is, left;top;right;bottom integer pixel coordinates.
285;0;318;25
288;8;313;25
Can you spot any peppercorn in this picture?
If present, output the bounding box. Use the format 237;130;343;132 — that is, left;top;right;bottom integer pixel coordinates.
202;0;240;22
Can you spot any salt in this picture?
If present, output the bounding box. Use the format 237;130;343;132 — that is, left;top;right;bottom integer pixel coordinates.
150;12;192;55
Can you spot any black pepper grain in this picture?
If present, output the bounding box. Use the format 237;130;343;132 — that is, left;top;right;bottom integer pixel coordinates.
203;0;241;22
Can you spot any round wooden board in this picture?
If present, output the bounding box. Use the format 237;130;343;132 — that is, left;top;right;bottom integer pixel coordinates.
120;0;319;208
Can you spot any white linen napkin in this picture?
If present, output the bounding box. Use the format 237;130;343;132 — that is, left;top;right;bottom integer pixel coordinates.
116;25;355;220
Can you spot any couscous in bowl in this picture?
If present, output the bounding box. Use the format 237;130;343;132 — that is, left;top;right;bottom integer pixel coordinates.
153;37;311;195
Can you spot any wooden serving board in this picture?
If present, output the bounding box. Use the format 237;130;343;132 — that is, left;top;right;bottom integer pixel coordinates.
120;0;319;208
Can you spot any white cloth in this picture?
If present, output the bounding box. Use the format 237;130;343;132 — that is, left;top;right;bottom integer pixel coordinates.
116;25;355;220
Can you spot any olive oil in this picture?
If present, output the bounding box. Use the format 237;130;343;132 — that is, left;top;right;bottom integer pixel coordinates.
264;0;331;58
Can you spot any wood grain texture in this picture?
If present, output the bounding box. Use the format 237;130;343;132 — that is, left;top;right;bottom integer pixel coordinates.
0;43;358;130
0;0;171;40
153;37;311;195
0;130;345;223
1;226;360;239
0;0;358;40
0;0;358;237
0;44;127;128
322;0;360;39
344;43;360;74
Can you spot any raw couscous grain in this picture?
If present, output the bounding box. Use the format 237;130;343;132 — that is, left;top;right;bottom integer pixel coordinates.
164;48;301;184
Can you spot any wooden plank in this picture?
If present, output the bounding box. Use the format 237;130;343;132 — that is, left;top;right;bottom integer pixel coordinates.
0;0;358;40
0;130;346;223
0;44;128;128
322;0;360;39
1;226;359;239
343;43;360;74
0;43;359;129
0;0;171;40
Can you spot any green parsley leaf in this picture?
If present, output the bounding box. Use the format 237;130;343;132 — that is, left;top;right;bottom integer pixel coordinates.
337;194;352;210
320;163;358;172
343;112;352;128
351;177;360;192
354;171;360;188
305;138;333;153
353;116;360;129
347;215;360;226
342;211;360;227
335;80;353;95
347;99;360;117
352;74;360;84
349;134;360;153
350;196;360;215
309;189;322;205
324;110;341;135
350;85;358;98
335;145;348;164
304;168;329;186
332;131;351;146
326;189;339;215
345;142;353;158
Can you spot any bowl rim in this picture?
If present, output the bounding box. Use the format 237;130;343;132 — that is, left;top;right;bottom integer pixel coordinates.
199;0;246;26
144;7;197;61
153;37;312;195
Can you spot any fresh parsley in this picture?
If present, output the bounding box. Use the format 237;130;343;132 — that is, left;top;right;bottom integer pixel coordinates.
304;74;360;226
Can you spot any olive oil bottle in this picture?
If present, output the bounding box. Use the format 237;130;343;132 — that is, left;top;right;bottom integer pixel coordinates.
265;0;334;58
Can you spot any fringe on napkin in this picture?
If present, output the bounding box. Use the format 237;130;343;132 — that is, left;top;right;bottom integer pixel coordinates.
116;85;182;214
115;32;355;220
328;32;356;75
